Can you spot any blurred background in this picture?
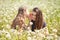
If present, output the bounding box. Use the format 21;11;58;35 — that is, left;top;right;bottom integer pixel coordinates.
0;0;60;40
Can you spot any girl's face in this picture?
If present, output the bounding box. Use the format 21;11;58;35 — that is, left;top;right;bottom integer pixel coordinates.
23;8;29;17
30;11;36;21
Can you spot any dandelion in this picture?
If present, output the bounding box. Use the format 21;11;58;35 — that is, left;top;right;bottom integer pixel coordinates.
33;36;36;38
13;30;18;35
6;32;11;39
31;32;36;35
0;30;2;35
28;32;31;36
17;32;20;35
2;29;6;33
54;35;58;38
39;33;45;38
46;35;53;40
27;27;31;31
52;29;57;33
3;17;8;22
27;29;31;33
35;30;40;33
32;38;36;40
10;29;16;33
6;24;11;29
27;37;32;40
0;20;2;22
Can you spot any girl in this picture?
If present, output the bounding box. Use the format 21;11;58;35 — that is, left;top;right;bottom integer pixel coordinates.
11;7;29;31
29;7;46;31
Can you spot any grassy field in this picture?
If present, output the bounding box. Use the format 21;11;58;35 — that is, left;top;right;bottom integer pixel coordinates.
0;0;60;40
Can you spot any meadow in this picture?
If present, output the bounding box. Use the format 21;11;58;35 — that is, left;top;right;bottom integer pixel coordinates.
0;0;60;40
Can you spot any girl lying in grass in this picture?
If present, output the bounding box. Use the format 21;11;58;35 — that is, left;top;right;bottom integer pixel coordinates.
29;7;46;31
11;6;29;32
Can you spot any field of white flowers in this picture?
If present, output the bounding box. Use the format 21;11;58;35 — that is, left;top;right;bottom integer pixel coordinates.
0;0;60;40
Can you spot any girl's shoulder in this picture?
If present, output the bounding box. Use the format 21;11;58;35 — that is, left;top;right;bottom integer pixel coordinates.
42;22;46;28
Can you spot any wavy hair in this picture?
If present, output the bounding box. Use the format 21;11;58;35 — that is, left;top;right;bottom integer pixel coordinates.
11;7;25;29
33;7;43;29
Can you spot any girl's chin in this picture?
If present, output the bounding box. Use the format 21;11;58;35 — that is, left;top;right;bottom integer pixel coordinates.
31;19;35;21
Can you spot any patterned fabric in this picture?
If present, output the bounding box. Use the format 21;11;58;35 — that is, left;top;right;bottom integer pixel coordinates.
31;20;46;31
31;20;35;31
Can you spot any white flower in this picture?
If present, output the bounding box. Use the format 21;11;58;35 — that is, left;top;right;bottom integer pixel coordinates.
10;29;18;35
35;30;40;33
3;17;8;22
0;30;2;35
12;29;17;35
17;32;20;35
31;32;36;35
38;33;45;38
30;22;33;25
6;32;11;39
52;29;57;33
6;24;11;29
27;37;32;40
46;35;53;40
50;33;54;36
27;29;32;33
54;35;58;38
28;33;31;36
33;36;36;38
27;27;31;30
2;29;6;33
10;29;15;33
32;38;36;40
